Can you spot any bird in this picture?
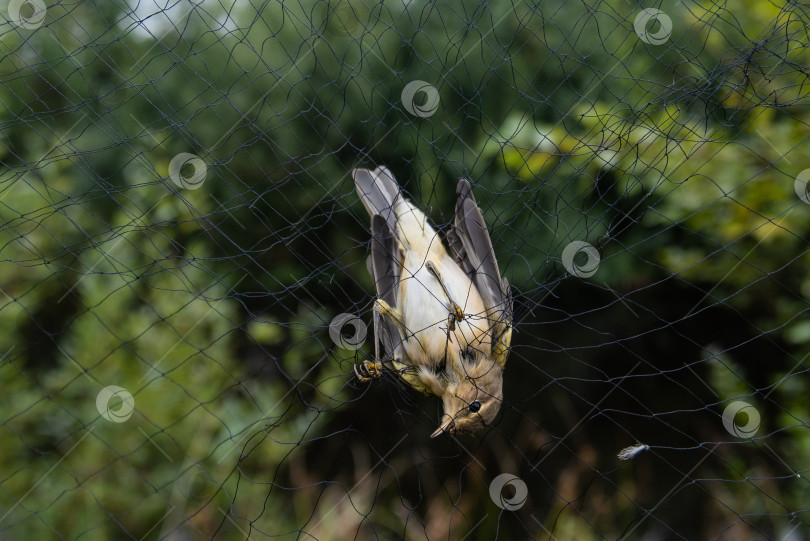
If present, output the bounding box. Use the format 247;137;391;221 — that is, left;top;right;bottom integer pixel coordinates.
352;166;512;437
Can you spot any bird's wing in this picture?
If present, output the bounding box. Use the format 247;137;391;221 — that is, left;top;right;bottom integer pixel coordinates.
368;214;403;362
354;166;405;364
446;179;513;367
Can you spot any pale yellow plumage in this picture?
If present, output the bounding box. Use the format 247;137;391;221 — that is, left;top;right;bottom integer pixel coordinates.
393;197;488;373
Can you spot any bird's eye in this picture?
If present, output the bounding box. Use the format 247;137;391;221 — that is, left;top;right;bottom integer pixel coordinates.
468;401;481;413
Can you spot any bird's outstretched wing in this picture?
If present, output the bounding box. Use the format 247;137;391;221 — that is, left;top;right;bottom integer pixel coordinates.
446;179;513;367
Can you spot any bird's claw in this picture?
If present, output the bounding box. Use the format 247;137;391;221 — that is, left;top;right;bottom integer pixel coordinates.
354;360;383;382
447;301;465;332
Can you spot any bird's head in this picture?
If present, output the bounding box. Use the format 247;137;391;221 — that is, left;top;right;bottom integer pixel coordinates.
431;355;503;437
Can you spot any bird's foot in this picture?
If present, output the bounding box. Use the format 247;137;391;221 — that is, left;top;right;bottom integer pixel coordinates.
447;301;465;332
452;301;464;323
354;360;383;382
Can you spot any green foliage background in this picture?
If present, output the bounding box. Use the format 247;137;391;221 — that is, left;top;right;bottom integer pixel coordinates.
0;0;808;539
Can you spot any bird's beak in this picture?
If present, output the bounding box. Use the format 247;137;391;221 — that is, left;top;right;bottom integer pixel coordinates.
430;417;455;438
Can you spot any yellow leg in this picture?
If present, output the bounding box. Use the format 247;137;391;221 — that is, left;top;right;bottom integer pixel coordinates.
425;261;465;329
375;298;406;333
353;298;406;384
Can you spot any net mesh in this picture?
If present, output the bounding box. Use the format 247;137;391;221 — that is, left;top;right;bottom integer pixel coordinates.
1;0;809;539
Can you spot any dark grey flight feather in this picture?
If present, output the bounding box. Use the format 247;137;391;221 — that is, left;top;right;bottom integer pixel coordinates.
353;167;404;362
446;179;513;344
369;215;402;358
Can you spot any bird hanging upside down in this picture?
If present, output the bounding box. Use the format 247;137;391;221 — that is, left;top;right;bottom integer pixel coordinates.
353;166;513;437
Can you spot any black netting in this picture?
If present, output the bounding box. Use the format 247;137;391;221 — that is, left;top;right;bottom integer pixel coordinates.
1;0;809;539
